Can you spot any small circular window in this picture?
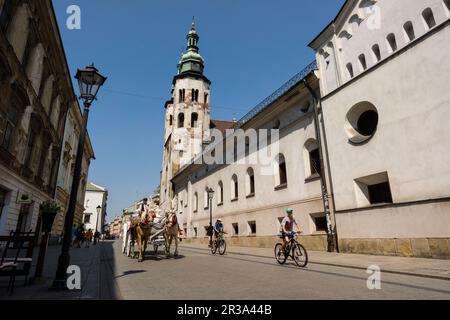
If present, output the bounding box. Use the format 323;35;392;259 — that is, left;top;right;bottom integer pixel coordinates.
345;102;379;144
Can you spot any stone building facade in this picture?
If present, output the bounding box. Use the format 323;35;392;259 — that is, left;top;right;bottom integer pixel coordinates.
309;0;450;258
160;1;450;258
82;182;107;234
53;104;94;237
0;0;94;236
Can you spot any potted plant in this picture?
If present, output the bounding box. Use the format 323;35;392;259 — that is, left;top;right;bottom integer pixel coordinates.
40;200;61;233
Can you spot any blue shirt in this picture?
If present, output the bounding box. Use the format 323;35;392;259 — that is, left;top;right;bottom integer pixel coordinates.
214;222;223;230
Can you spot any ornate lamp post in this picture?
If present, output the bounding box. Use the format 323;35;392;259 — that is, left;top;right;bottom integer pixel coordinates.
95;205;102;233
52;64;107;289
207;188;214;247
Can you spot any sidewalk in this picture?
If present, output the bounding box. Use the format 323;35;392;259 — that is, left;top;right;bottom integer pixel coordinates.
0;241;103;299
180;243;450;281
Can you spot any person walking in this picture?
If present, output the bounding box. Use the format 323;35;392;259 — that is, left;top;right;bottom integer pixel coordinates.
85;229;93;248
75;224;84;248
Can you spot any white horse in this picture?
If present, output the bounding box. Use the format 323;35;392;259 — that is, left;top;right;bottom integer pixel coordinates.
164;210;180;257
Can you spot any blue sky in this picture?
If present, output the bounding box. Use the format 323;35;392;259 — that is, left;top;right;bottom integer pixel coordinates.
52;0;344;222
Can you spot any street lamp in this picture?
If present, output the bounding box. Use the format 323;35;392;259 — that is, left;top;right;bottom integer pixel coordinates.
207;187;214;247
96;205;102;233
52;64;106;289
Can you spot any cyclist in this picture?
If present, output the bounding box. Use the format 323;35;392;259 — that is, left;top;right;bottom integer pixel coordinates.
280;208;301;253
214;218;224;241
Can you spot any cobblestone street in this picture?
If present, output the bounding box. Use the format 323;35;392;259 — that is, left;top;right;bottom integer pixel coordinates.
1;240;450;300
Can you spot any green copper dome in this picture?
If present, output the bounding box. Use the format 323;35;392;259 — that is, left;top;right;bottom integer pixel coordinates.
177;19;205;75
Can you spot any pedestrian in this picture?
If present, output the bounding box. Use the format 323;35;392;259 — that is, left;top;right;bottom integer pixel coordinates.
75;224;84;248
94;230;100;245
71;224;77;246
85;229;93;248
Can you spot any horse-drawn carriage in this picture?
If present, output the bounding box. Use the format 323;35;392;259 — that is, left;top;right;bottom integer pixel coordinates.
123;210;181;262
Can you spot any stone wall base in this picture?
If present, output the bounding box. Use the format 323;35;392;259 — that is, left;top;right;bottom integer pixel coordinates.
183;234;328;252
183;236;450;259
338;238;450;259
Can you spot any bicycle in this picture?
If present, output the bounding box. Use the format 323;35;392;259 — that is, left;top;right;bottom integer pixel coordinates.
211;231;227;255
274;232;308;267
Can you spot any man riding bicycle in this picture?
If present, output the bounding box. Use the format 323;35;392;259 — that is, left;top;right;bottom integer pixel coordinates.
280;208;301;252
214;218;224;240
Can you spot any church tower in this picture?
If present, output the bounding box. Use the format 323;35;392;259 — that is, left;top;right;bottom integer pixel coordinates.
160;20;211;210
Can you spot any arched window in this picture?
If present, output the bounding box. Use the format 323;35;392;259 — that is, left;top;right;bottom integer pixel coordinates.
386;33;397;53
358;54;367;71
275;154;287;188
246;168;255;197
218;181;224;204
0;0;15;32
0;52;11;85
346;63;354;79
41;75;54;114
231;174;238;200
179;89;185;102
26;43;45;94
1;84;29;152
403;21;415;42
444;0;450;15
193;192;198;212
195;90;199;102
50;95;61;129
178;113;184;128
422;8;436;30
372;44;381;62
349;14;363;27
6;4;30;62
304;140;321;178
191;112;198;127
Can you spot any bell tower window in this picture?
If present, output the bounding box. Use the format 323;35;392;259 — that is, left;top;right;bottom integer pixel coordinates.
191;112;198;127
178;113;184;128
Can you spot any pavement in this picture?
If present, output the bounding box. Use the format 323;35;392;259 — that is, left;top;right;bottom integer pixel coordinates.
180;243;450;281
1;240;449;299
0;240;121;300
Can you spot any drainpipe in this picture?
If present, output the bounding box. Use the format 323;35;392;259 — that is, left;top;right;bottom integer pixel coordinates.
303;79;338;253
